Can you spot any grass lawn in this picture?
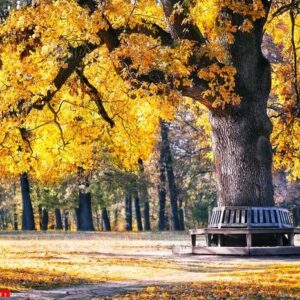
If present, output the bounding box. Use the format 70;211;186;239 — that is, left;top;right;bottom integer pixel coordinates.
0;231;300;299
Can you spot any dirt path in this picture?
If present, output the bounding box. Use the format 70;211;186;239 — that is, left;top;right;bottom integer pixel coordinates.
9;253;300;300
10;281;166;300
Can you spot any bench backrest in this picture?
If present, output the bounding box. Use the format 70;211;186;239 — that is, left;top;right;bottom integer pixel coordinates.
208;206;293;229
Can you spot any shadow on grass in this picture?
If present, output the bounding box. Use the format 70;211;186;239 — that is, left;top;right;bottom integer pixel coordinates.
0;267;91;291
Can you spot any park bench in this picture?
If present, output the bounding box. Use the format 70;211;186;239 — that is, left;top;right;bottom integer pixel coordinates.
189;206;300;255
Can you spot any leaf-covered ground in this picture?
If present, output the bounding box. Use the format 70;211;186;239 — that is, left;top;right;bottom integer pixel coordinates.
0;232;299;299
115;264;300;299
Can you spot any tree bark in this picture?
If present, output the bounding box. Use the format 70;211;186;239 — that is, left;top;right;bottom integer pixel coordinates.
210;111;274;207
55;208;63;230
124;193;132;231
160;121;181;230
41;208;49;231
77;191;95;231
101;208;111;231
20;173;35;230
134;192;143;231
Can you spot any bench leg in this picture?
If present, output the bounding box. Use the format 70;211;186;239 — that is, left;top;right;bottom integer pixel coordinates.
288;234;295;246
218;234;224;247
206;234;211;247
191;234;196;247
246;234;252;247
278;235;284;246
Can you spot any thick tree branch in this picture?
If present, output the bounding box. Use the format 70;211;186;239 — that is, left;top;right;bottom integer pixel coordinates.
76;69;115;128
181;85;213;109
26;43;98;114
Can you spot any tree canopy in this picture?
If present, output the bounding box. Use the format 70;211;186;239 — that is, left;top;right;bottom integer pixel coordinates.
0;0;299;185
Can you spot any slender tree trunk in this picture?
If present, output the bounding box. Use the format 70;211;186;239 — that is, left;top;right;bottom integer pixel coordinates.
13;204;18;230
179;210;185;230
0;209;8;230
54;208;63;230
178;197;185;230
77;191;95;231
20;173;35;230
143;201;151;230
63;210;69;231
75;208;81;230
38;204;43;230
160;121;181;230
138;159;151;230
134;192;143;231
41;208;49;231
165;213;170;231
125;193;132;231
3;210;8;230
101;208;111;231
0;209;3;230
158;141;167;231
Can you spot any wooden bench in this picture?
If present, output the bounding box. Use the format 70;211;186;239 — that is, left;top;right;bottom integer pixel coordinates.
187;206;300;255
189;227;300;248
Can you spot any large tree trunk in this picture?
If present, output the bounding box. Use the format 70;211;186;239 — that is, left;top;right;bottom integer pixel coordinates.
20;173;35;230
211;10;274;208
210;110;274;207
77;192;95;231
124;193;132;231
134;192;143;231
55;208;63;230
160;121;181;230
101;208;111;231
